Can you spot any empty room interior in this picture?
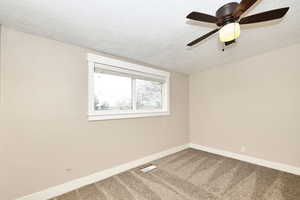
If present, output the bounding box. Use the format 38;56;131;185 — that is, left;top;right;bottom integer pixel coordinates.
1;0;300;200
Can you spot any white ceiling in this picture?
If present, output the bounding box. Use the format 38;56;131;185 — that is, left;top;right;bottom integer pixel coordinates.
0;0;299;74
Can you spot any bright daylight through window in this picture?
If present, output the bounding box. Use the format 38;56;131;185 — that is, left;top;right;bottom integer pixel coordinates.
88;54;170;120
94;73;132;111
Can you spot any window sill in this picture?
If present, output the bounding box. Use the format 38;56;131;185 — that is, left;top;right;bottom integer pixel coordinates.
88;111;170;121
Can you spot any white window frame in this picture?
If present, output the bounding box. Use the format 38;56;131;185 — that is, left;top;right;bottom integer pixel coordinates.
87;53;170;121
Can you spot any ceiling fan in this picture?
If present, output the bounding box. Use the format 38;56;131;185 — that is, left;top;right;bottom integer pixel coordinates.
186;0;290;47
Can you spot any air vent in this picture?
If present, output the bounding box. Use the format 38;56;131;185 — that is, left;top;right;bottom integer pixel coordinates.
140;165;157;173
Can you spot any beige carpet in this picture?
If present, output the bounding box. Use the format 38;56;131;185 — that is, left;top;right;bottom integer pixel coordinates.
50;148;300;200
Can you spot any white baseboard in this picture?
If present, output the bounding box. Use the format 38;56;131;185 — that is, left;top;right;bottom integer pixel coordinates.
17;144;189;200
189;143;300;176
16;143;300;200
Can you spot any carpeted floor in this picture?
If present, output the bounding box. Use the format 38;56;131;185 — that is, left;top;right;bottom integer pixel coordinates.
51;148;300;200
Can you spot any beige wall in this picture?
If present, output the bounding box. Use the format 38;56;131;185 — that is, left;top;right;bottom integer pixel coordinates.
190;43;300;168
2;24;300;200
0;27;189;200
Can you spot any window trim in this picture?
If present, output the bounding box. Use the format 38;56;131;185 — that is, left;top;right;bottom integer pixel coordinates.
87;53;170;121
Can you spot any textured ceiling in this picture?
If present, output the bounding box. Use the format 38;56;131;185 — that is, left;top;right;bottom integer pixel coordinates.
0;0;299;74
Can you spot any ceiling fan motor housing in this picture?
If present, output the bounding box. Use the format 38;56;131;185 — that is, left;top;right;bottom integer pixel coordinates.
216;2;239;26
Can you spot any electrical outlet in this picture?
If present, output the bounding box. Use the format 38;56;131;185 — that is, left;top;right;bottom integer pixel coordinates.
65;168;72;172
241;146;246;153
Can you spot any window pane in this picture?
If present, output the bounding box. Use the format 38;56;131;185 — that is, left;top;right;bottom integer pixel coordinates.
94;73;132;111
136;79;162;110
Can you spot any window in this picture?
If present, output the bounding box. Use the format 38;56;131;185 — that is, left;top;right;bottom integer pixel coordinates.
136;79;162;110
88;54;170;120
94;73;132;111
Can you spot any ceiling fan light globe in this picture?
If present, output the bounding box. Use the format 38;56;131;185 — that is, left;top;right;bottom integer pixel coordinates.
219;23;240;42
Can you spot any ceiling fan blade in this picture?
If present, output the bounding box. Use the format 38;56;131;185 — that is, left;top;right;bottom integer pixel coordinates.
186;11;217;23
239;7;290;24
187;28;220;46
233;0;259;17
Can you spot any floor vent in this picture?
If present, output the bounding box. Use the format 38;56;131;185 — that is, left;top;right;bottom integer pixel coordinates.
140;165;157;173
